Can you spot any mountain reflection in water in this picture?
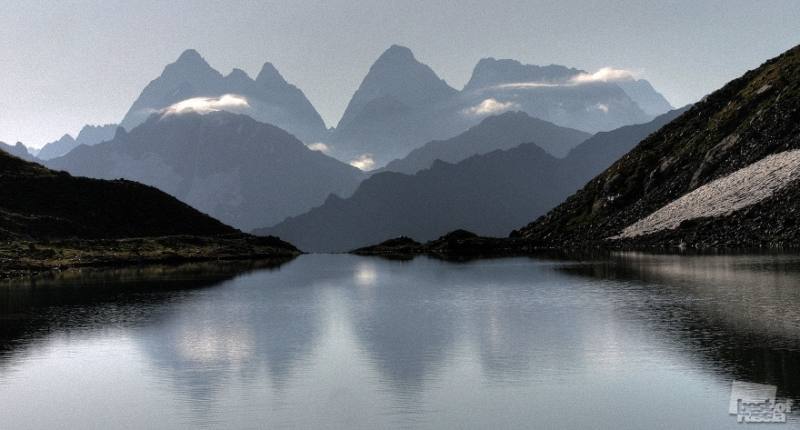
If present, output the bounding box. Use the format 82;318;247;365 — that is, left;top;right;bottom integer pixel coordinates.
1;253;799;429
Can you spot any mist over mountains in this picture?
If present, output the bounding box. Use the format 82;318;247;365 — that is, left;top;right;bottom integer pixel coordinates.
48;47;669;170
13;43;683;254
327;46;670;166
120;49;328;144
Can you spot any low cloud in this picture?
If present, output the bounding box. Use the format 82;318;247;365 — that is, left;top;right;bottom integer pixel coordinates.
306;142;331;154
494;82;560;90
350;153;375;171
486;67;638;91
571;67;636;84
163;94;250;115
595;103;609;113
463;98;519;116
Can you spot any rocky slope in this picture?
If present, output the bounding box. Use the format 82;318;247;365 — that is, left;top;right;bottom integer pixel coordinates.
516;43;800;248
48;111;363;231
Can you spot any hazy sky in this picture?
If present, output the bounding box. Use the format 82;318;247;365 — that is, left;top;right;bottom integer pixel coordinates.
2;0;799;148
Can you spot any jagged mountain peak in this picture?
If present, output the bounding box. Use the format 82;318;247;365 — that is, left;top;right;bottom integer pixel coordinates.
227;68;252;81
120;50;327;142
174;49;209;67
337;44;457;128
255;62;288;86
374;44;417;64
464;58;582;91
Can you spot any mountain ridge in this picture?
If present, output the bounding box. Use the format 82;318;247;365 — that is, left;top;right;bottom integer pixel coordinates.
516;43;800;248
48;111;364;231
120;49;327;143
379;111;591;175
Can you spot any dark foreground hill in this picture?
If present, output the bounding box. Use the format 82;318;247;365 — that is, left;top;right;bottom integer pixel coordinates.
515;43;800;249
0;150;298;278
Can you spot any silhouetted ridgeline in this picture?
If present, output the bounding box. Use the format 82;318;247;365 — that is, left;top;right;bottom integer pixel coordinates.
352;43;800;254
517;43;800;249
0;149;298;278
259;108;685;252
47;111;364;231
379;111;591;175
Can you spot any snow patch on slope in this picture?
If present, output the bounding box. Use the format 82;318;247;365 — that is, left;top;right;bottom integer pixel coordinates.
614;149;800;239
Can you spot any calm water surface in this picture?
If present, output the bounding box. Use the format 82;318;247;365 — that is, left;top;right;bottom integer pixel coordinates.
2;253;800;429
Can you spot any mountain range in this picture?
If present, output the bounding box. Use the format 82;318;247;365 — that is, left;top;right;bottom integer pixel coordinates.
517;44;800;248
106;47;670;169
48;111;364;231
37;124;118;160
258;108;686;252
0;141;37;162
327;46;670;166
119;49;328;144
379;111;591;175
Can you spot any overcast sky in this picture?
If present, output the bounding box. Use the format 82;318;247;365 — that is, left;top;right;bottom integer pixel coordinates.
2;0;799;148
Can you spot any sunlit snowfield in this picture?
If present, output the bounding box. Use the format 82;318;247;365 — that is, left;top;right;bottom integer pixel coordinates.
2;253;800;429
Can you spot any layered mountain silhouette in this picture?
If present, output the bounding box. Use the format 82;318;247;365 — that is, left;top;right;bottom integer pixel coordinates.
120;49;327;143
257;107;684;252
0;147;234;240
327;46;671;167
564;105;689;177
257;143;571;252
37;124;118;160
0;141;37;162
379;111;591;175
517;44;800;248
48;111;364;231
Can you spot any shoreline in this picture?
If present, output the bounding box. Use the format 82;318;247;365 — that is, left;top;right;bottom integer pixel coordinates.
0;234;301;281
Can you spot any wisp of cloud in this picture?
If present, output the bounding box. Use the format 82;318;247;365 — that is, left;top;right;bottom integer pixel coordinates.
162;94;250;116
463;98;519;116
350;154;375;171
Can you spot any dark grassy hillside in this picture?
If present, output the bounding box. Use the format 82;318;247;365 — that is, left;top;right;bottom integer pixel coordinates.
516;44;800;246
0;150;234;240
